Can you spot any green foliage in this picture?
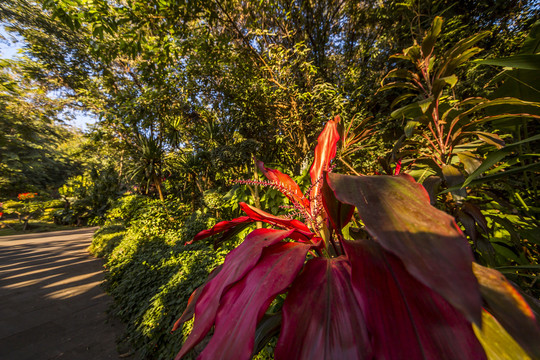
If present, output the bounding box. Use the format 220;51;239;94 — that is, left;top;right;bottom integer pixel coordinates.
89;195;241;359
55;164;123;225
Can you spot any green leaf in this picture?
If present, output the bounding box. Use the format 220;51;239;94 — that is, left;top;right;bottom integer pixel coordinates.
421;16;443;57
475;131;505;149
390;93;417;108
476;55;540;70
442;164;467;200
472;263;540;359
404;120;420;138
457;151;482;174
474;310;533;360
391;98;432;119
462;134;540;187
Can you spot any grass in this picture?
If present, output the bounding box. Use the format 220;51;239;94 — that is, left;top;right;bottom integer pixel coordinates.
0;219;81;236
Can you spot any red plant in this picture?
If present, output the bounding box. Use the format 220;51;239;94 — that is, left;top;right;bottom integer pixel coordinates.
17;192;37;201
172;116;539;359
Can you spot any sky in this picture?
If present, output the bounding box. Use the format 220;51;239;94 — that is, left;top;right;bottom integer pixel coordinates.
0;25;97;131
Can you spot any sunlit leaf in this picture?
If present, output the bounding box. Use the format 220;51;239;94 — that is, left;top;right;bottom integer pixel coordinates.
309;116;340;209
474;310;533;360
421;16;443;57
344;239;486;360
327;173;482;325
256;159;310;210
275;256;371;360
472;263;540;359
476;55;540;70
174;228;295;360
198;242;311;360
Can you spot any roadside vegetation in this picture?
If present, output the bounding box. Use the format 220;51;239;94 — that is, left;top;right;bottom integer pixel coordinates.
1;1;538;359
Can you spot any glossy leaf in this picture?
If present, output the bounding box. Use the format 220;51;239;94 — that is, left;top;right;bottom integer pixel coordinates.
474;310;533;360
175;228;295;360
189;216;252;243
442;164;467;200
344;239;486;360
256;159;310;210
462;133;540;188
457;151;482;175
476;54;540;70
309;116;340;206
472;263;540;358
321;173;354;231
421;16;443;57
239;202;311;234
199;242;311;360
327;173;482;325
275;257;371;360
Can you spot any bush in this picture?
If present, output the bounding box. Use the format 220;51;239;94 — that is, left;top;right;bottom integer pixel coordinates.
89;195;235;359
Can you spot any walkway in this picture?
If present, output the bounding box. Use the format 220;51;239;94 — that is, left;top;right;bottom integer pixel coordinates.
0;227;127;360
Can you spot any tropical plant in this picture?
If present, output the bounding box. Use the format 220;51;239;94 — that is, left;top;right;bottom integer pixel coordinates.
2;193;43;230
172;116;539;360
380;17;540;292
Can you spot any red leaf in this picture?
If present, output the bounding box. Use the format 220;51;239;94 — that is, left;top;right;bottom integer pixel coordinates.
321;172;354;231
344;239;486;360
171;265;223;332
309;116;340;210
189;216;253;243
239;202;311;234
174;228;294;360
275;257;372;360
198;242;311;360
256;159;310;210
472;263;540;358
327;173;482;325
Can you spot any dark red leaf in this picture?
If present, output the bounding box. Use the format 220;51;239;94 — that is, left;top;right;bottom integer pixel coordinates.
309;116;340;209
327;173;482;325
344;239;486;360
188;216;252;243
198;242;311;360
239;202;311;234
275;257;372;360
256;159;310;210
472;263;540;358
174;228;295;360
322;172;354;231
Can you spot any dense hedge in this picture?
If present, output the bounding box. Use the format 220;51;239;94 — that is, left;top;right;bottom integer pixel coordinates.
90;195;274;359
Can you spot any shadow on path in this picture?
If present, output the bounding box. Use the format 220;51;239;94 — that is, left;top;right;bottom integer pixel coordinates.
0;228;127;360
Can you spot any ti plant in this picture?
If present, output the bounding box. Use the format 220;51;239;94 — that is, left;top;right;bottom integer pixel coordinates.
172;116;540;360
380;17;540;289
380;17;540;200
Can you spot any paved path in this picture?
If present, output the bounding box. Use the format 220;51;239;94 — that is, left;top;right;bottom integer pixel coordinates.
0;227;127;360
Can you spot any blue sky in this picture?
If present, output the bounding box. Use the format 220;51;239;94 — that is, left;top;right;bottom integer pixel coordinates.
1;25;96;131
